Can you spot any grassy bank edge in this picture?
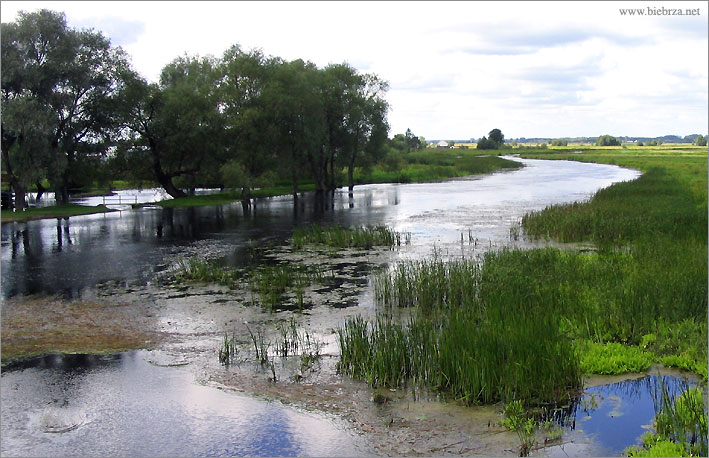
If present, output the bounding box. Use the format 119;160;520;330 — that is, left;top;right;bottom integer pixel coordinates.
1;204;117;223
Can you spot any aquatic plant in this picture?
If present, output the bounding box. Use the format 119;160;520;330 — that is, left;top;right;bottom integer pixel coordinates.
250;264;323;311
292;224;400;250
626;384;708;457
246;325;270;366
173;257;242;287
218;331;238;365
501;400;537;457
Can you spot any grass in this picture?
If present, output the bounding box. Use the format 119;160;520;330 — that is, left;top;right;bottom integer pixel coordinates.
292;224;400;250
173;258;244;287
339;254;584;406
354;151;522;184
156;184;319;208
218;331;238;365
338;145;707;417
250;264;324;311
1;204;116;222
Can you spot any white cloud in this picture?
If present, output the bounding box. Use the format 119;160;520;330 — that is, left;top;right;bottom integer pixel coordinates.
1;0;707;138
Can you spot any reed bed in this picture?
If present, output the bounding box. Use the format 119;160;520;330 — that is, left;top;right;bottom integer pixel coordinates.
292;224;399;250
340;254;584;405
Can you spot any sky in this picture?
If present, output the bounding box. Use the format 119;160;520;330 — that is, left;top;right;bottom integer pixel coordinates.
2;1;707;140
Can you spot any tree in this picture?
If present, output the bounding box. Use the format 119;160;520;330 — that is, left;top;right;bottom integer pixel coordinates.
218;46;276;192
1;9;134;204
119;55;224;198
477;136;496;150
596;135;621;146
695;135;707;147
488;128;504;146
551;139;568;147
1;96;55;210
320;64;389;193
263;58;325;196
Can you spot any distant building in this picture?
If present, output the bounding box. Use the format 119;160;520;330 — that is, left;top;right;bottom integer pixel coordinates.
436;141;449;149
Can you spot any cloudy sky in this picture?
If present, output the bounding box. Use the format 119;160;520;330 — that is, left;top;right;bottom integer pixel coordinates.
2;1;707;140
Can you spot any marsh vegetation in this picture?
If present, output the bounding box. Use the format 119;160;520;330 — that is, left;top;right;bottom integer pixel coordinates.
338;146;707;454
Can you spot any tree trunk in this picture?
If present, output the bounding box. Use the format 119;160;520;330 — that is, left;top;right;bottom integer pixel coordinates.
35;181;46;201
56;149;75;204
57;185;69;204
348;164;355;192
150;141;187;199
291;148;300;199
1;145;27;211
13;184;27;212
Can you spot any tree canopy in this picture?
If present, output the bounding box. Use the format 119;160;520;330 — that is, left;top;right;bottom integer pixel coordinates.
1;9;391;204
2;9;134;208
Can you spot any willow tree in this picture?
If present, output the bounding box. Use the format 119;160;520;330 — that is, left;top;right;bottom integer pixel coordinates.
321;64;389;192
1;9;134;204
120;55;224;198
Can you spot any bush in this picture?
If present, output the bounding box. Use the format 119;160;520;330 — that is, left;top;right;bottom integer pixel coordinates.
476;136;497;150
597;134;621;146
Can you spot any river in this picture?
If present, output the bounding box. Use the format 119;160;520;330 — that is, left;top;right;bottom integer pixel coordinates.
5;157;682;457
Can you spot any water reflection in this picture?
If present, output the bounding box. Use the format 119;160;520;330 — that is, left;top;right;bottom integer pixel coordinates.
537;374;698;457
1;158;641;299
0;351;371;457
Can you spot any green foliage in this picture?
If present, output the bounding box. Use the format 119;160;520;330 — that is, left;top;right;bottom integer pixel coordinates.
695;135;707;147
597;134;621;146
627;385;708;457
579;342;653;375
551;139;568;147
220;160;252;191
477;136;497;150
292;224;398;250
654;387;708;456
502;400;537;457
626;438;685;457
2;9;134;205
488;128;504;145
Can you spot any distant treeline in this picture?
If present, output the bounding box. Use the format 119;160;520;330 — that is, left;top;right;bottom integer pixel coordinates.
507;134;706;144
1;10;392;210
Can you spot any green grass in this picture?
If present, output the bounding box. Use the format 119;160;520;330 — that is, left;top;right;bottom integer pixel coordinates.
339;254;584;406
339;145;707;412
355;151;522;184
1;204;116;222
156;184;318;208
250;264;324;311
292;224;399;250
